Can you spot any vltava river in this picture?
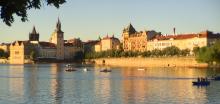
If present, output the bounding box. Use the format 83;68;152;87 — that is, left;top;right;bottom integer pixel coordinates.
0;64;220;104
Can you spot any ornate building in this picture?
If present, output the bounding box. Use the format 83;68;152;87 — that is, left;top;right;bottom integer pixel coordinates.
94;35;120;52
122;24;160;52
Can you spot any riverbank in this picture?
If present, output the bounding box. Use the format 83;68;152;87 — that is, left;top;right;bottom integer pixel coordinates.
87;57;208;68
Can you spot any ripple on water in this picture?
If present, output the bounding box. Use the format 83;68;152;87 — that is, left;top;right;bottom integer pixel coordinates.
0;64;220;104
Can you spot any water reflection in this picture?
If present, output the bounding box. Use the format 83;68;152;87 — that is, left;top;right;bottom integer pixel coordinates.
50;64;63;104
24;64;38;103
8;65;24;102
94;71;111;104
0;64;219;104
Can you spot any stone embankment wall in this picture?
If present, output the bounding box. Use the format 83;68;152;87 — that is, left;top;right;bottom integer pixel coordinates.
89;57;208;68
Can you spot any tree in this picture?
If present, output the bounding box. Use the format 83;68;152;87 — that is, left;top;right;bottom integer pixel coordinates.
0;0;66;26
193;47;200;55
30;50;38;60
180;49;190;56
142;51;151;57
163;46;180;56
0;49;9;59
151;49;163;57
196;40;220;64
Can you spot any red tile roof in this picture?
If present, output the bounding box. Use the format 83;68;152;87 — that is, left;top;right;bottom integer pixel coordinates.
154;31;220;40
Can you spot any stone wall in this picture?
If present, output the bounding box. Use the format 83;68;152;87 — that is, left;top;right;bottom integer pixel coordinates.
90;57;207;68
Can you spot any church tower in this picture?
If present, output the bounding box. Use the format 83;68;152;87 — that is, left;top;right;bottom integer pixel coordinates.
29;26;39;43
50;18;64;60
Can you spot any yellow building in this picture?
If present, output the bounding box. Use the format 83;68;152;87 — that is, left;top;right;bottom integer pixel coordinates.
9;41;35;64
122;24;160;52
94;35;120;52
147;31;220;52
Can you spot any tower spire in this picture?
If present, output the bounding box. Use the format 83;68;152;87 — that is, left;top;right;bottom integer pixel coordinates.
32;25;37;34
56;18;61;32
29;25;39;41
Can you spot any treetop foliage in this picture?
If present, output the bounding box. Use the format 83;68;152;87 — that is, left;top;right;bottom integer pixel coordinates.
0;0;66;26
84;46;190;59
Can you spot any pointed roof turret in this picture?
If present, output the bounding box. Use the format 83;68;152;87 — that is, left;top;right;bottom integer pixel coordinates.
56;18;62;32
29;25;39;41
123;23;136;34
32;26;37;34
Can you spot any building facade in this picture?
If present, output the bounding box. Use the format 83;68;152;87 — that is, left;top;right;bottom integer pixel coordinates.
83;40;100;53
122;24;161;52
147;31;220;52
9;41;35;64
94;35;120;52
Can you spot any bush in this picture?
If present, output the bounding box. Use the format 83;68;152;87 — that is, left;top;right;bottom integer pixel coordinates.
196;40;220;64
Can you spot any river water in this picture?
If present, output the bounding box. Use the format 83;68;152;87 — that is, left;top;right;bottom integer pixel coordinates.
0;64;220;104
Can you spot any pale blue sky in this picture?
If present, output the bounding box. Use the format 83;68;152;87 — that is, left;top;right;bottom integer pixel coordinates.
0;0;220;43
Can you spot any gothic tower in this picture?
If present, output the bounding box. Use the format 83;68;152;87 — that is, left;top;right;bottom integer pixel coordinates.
29;26;39;42
50;18;64;60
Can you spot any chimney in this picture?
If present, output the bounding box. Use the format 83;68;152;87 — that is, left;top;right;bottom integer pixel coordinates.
173;27;176;35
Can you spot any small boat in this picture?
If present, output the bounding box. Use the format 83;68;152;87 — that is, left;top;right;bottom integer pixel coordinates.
65;68;77;72
213;76;220;81
65;64;77;72
83;68;90;72
100;69;111;72
192;81;210;86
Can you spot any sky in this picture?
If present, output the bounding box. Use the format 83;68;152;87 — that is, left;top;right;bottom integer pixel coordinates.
0;0;220;43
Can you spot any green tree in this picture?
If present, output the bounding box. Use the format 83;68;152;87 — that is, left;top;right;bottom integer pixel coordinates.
30;51;38;60
196;40;220;64
212;40;220;63
0;49;9;59
196;47;214;64
193;47;200;55
163;46;180;56
180;49;190;56
0;0;66;26
151;49;163;57
142;51;151;57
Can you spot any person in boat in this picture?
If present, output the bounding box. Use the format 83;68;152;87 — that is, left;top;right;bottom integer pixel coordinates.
197;77;200;82
205;77;208;81
202;77;205;82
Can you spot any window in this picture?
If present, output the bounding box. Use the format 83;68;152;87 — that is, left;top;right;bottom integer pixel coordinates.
15;51;19;54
